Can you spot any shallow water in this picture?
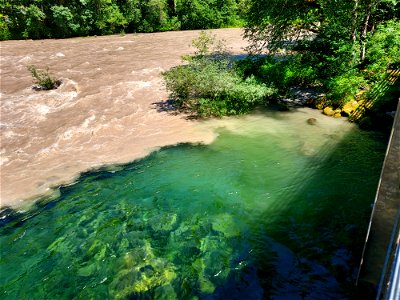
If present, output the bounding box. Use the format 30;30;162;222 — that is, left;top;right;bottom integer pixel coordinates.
0;109;387;299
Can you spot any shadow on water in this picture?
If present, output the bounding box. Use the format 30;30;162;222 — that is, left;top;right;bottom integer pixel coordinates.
247;126;389;299
0;110;389;300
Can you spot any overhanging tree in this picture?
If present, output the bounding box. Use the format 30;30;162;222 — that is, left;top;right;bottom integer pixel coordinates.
243;0;399;104
243;0;398;67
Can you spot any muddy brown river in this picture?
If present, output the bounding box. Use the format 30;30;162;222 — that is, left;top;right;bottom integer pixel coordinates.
0;29;248;209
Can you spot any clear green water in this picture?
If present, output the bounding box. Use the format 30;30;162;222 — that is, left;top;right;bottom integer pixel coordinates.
0;110;388;299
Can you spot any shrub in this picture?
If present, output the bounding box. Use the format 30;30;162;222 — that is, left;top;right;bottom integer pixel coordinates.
28;65;61;90
0;14;11;40
365;20;400;80
326;71;367;105
163;58;275;117
163;32;276;117
240;56;318;92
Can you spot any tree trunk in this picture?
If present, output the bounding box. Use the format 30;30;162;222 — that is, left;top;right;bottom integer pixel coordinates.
360;1;374;62
352;0;359;43
167;0;175;14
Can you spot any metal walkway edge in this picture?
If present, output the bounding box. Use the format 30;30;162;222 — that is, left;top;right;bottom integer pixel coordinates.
357;98;400;299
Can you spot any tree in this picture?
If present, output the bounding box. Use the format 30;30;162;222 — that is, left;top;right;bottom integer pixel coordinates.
176;0;239;30
0;0;243;39
242;0;399;112
51;5;79;37
243;0;398;65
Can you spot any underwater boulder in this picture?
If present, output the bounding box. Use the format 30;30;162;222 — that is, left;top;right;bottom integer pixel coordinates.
110;242;177;299
198;274;216;294
211;213;240;238
153;284;178;299
306;118;317;125
200;236;232;281
149;212;178;232
130;260;176;294
77;262;97;277
126;230;147;248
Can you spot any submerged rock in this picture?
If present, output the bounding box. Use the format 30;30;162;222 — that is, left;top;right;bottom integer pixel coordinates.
77;262;97;277
153;284;178;299
307;118;317;125
110;241;177;299
149;212;178;232
212;213;240;237
198;274;216;294
199;235;231;281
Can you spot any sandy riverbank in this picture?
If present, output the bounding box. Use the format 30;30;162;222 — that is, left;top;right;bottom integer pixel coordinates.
0;28;248;209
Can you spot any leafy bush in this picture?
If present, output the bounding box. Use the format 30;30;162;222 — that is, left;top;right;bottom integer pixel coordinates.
28;65;61;90
236;55;318;92
163;32;275;117
192;30;227;56
365;20;400;80
326;71;367;105
0;14;11;40
164;58;275;117
176;0;239;30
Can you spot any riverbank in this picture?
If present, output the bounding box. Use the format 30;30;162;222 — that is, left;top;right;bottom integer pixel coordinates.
0;29;248;209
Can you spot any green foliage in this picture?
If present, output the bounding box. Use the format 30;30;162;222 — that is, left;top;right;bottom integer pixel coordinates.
0;14;11;40
260;57;318;90
327;71;367;104
176;0;240;30
236;55;318;93
242;0;399;119
163;32;275;117
1;0;243;40
28;65;61;90
164;61;274;117
92;1;127;34
365;20;400;78
23;4;47;39
51;5;80;38
191;30;228;57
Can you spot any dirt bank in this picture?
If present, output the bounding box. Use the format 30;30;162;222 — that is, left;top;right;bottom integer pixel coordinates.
0;28;248;209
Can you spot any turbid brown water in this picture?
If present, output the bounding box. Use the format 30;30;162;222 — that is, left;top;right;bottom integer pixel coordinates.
0;29;248;209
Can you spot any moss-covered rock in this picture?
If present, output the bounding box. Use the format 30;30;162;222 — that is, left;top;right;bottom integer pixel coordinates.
109;242;177;299
211;213;240;237
316;103;325;110
149;213;178;232
153;284;178;300
198;275;216;294
77;262;97;277
199;236;231;280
